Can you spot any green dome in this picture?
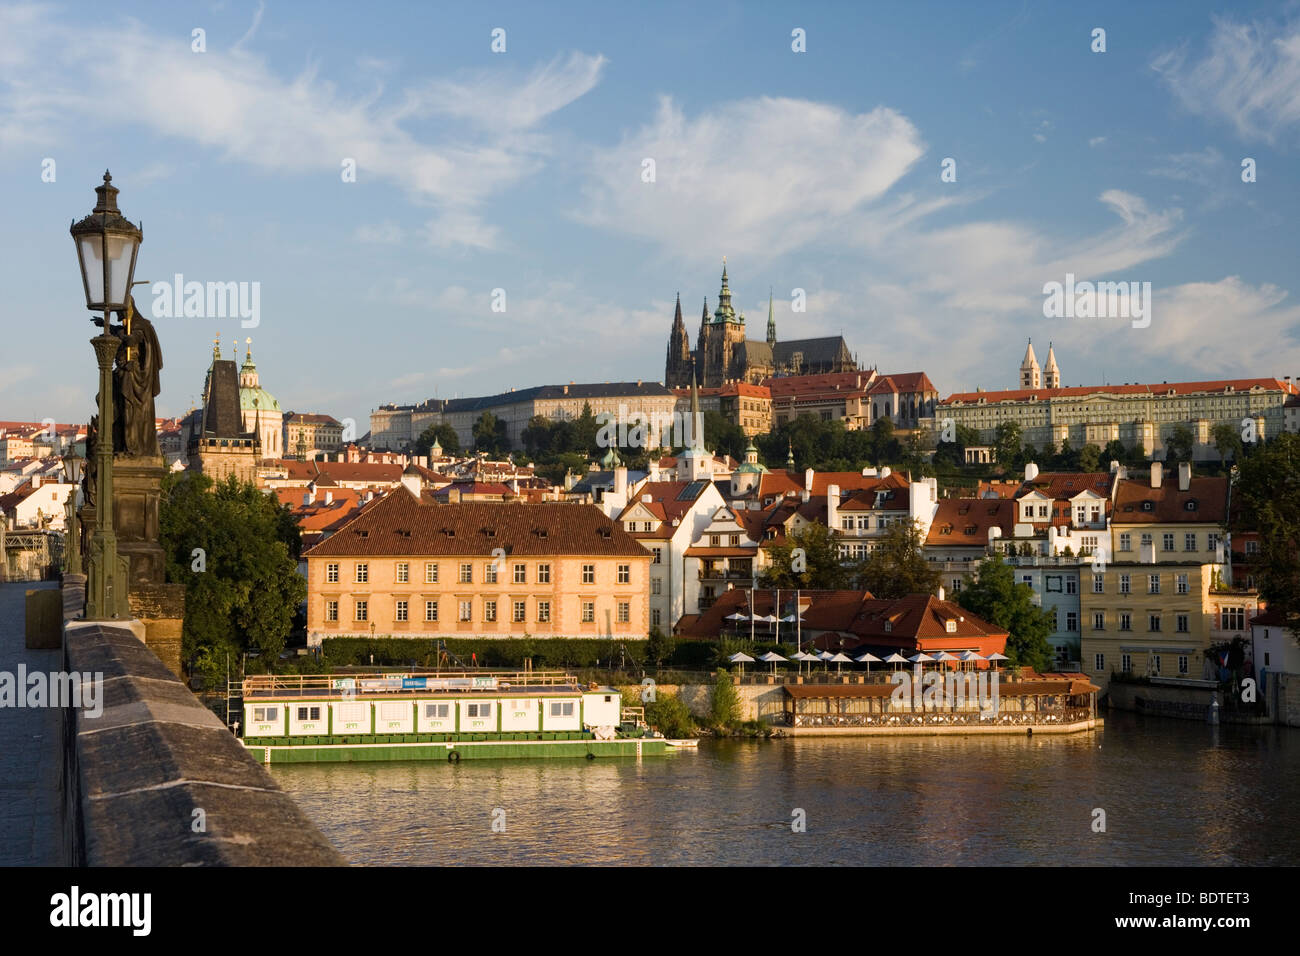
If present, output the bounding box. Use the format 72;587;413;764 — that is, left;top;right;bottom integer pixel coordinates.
735;460;767;474
240;386;281;412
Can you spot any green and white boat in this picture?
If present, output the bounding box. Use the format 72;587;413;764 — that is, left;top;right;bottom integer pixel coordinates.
235;670;685;765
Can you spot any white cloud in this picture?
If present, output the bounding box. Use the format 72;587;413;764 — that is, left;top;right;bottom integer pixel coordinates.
1153;16;1300;143
577;95;926;261
1148;146;1225;186
0;8;605;250
1089;136;1107;148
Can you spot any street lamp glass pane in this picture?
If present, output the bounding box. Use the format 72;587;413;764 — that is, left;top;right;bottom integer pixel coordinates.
79;235;104;305
105;233;137;308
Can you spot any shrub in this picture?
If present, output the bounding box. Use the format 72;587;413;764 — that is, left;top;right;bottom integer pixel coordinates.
645;692;696;739
710;667;742;730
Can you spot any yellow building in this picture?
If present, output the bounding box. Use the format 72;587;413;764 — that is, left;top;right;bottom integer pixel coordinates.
303;490;651;646
1080;463;1228;691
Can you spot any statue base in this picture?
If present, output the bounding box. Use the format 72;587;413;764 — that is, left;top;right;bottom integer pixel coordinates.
110;453;166;587
128;583;187;678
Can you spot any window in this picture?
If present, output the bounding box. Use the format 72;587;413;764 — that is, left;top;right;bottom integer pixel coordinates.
538;564;551;583
513;601;526;623
1148;574;1160;595
425;562;439;583
582;564;595;584
253;706;278;722
459;563;473;583
1177;614;1189;633
396;562;409;583
1151;654;1161;674
1066;577;1077;595
1093;574;1104;594
1119;533;1132;552
1149;614;1161;633
1121;653;1132;673
951;579;962;593
1119;613;1131;631
1178;655;1189;675
1119;574;1131;595
1222;607;1245;630
1066;612;1078;632
355;600;368;622
424;703;450;719
485;563;498;584
466;703;492;718
1163;533;1175;552
425;600;438;622
1038;505;1048;517
537;601;551;622
618;564;630;584
1245;540;1259;556
513;563;526;584
1140;533;1152;549
1176;573;1188;595
458;601;472;622
1048;610;1058;631
549;701;575;717
326;562;339;583
355;563;369;583
1093;611;1105;630
618;601;630;623
1208;533;1221;553
1046;575;1062;593
729;534;740;547
326;600;338;622
651;549;662;565
1094;653;1105;672
582;601;595;623
651;578;662;595
1184;533;1196;552
651;608;661;627
395;600;408;622
710;534;720;547
296;706;321;721
484;600;497;622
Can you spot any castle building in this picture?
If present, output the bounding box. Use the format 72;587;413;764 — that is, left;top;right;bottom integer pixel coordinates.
186;339;260;482
665;262;857;389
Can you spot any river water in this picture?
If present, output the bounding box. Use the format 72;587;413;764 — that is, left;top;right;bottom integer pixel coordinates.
273;711;1300;866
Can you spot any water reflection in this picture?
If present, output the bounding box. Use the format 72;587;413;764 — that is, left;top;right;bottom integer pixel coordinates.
273;712;1300;866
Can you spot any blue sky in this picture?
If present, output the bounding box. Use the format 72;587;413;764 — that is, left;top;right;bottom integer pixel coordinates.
3;0;1300;430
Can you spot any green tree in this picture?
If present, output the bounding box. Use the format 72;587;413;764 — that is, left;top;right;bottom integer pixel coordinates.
858;520;941;598
645;691;695;738
472;410;509;456
1078;443;1102;473
159;473;307;669
1211;422;1243;465
869;416;899;466
1166;425;1195;463
956;558;1054;672
646;627;676;667
710;668;742;731
702;410;748;461
1232;433;1300;642
759;521;852;590
994;421;1023;470
1102;439;1127;467
573;401;600;457
413;422;459;457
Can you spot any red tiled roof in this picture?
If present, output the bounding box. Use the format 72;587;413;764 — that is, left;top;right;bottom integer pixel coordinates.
1111;475;1228;524
942;378;1298;404
926;498;1017;546
763;372;874;397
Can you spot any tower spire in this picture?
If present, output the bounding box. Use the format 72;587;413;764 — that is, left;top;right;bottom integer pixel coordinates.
766;289;777;348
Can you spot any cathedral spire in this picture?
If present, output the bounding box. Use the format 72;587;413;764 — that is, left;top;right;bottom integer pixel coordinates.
766;289;777;348
714;258;735;324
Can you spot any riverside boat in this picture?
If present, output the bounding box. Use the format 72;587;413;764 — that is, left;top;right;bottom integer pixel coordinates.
235;670;684;765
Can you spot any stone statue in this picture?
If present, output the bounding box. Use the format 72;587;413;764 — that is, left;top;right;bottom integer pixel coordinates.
109;296;162;458
83;414;98;507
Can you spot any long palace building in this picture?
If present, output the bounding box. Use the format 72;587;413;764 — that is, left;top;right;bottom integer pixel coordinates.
938;341;1299;460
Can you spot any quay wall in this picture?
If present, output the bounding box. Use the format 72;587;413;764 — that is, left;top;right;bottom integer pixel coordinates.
1107;680;1218;722
60;576;345;866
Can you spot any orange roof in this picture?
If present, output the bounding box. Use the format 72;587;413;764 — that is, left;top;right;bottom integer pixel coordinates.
1111;474;1228;524
764;371;874;396
942;377;1297;404
926;498;1017;546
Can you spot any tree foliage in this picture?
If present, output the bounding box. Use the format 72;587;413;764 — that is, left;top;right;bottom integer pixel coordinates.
472;410;509;457
413;422;459;457
956;558;1054;672
1232;433;1300;641
159;473;306;670
759;521;854;590
858;520;941;599
710;668;742;730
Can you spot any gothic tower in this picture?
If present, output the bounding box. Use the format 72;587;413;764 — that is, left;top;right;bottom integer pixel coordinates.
1044;342;1061;389
1020;339;1041;389
766;291;777;349
665;293;692;387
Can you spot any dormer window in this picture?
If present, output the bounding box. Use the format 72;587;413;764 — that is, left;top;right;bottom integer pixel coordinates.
945;620;957;633
884;621;892;633
1141;501;1154;512
1185;499;1198;511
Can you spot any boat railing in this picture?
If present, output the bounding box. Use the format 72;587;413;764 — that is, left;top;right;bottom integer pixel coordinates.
239;669;581;697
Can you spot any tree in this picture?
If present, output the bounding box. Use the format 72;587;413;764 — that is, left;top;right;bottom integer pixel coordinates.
1211;422;1242;465
869;416;899;466
1078;443;1102;473
858;520;941;599
646;627;675;667
702;410;747;461
956;558;1054;672
413;422;459;457
572;402;600;457
1166;425;1194;463
1232;433;1300;642
1102;439;1127;467
759;521;853;590
710;668;742;731
472;410;508;456
994;421;1023;470
159;473;306;670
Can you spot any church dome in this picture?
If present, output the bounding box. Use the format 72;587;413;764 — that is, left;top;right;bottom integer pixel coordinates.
240;386;281;412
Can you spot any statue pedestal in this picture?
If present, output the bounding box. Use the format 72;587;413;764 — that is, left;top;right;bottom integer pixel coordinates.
128;583;187;678
111;454;166;587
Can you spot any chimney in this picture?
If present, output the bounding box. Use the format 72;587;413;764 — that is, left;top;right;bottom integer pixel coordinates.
937;585;945;602
401;470;421;498
1024;462;1039;482
448;488;461;504
804;467;814;492
302;491;311;507
31;475;39;489
613;465;628;498
1178;461;1191;492
324;490;333;505
1150;461;1163;488
801;489;810;503
827;484;840;530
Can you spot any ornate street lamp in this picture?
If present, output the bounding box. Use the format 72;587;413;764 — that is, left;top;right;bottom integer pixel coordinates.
70;171;140;619
61;451;83;576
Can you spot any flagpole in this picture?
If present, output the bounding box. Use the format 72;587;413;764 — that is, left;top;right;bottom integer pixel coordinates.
774;588;780;646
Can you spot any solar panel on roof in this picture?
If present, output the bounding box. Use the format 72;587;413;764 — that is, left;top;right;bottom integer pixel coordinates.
679;480;708;500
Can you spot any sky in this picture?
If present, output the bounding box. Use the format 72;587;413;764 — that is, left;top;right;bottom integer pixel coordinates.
2;0;1300;431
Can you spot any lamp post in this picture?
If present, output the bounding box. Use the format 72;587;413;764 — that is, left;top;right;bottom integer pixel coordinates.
62;451;83;576
70;171;141;620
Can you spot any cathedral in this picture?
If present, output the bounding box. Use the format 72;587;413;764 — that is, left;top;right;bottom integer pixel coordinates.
664;262;857;388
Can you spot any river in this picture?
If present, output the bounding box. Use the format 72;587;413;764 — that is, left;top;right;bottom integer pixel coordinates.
273;711;1300;865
